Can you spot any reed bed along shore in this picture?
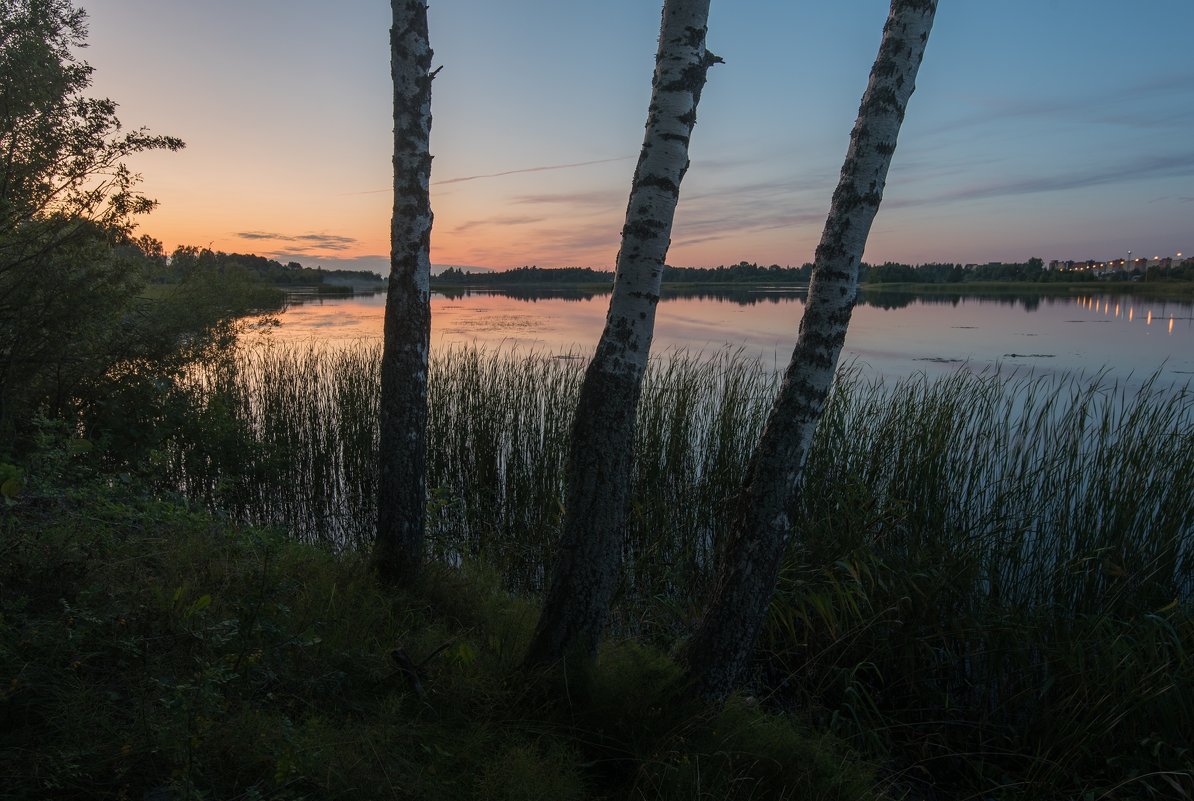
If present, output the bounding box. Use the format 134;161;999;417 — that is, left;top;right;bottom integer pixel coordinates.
164;341;1193;797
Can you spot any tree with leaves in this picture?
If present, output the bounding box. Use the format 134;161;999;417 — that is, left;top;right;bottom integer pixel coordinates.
0;0;184;442
373;0;437;585
524;0;720;667
0;0;183;245
681;0;939;700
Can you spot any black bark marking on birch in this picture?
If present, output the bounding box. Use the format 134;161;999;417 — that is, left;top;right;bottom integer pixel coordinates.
636;174;680;197
680;25;707;49
628;290;661;304
622;220;665;240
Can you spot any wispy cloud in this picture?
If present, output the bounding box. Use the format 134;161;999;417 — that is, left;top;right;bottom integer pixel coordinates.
672;199;825;251
446;146;1194;266
451;215;546;235
433;156;632;186
235;231;358;252
339;157;634;196
928;72;1194;135
512;188;626;209
499;170;830;262
888;151;1194;208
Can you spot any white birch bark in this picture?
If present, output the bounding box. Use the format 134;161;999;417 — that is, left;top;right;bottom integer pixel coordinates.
524;0;720;666
374;0;435;585
681;0;938;699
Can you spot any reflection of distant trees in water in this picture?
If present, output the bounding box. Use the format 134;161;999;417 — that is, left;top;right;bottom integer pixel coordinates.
858;289;1086;312
433;285;812;305
667;287;809;304
433;285;1194;313
284;287;385;308
435;287;599;303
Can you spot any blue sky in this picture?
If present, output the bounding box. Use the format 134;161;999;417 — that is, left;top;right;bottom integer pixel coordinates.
83;0;1193;272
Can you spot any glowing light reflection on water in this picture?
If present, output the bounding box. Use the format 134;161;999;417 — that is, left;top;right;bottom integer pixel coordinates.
265;287;1194;389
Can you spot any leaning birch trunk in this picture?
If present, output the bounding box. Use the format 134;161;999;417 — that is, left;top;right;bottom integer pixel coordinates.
681;0;938;700
523;0;719;666
373;0;435;585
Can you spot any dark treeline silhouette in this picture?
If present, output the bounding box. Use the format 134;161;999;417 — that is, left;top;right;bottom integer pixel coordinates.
435;265;613;285
862;258;1072;284
665;262;812;283
864;258;1193;284
147;246;384;288
433;258;1189;289
434;261;814;286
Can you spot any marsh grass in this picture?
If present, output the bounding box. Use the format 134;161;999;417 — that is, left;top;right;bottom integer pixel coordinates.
777;368;1194;796
161;342;1193;798
1;482;872;800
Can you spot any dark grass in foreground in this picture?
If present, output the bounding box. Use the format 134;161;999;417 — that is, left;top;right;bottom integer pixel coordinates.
0;484;871;800
157;344;1194;799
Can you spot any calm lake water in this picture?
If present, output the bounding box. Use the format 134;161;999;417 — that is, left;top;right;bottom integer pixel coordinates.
268;286;1194;388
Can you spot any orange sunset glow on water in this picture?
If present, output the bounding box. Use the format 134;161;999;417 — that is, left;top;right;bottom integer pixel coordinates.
264;289;1194;385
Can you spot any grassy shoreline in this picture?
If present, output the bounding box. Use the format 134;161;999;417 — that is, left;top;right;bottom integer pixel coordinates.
2;484;872;800
5;347;1192;799
155;344;1191;798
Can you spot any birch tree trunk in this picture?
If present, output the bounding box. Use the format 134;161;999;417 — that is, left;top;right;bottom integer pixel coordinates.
524;0;720;666
681;0;938;700
373;0;435;586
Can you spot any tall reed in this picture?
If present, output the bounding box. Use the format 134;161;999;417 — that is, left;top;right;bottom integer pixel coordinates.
166;342;777;600
161;342;1193;798
775;367;1193;796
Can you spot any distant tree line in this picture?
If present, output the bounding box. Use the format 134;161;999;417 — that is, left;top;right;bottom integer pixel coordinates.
437;258;1194;288
1144;262;1194;282
434;262;814;285
863;258;1193;284
664;262;811;282
434;265;612;284
144;246;384;288
861;257;1060;283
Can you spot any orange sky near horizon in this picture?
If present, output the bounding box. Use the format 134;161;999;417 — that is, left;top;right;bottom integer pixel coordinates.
84;0;1193;275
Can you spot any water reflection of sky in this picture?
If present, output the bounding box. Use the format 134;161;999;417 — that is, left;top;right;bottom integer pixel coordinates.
267;289;1194;387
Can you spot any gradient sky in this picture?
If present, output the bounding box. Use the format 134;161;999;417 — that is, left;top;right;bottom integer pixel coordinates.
83;0;1193;273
